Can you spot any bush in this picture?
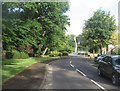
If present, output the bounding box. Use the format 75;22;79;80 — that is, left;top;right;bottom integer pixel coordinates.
85;52;88;55
111;48;120;55
62;52;68;56
49;51;62;57
59;50;72;54
5;51;14;59
20;52;29;59
13;50;29;59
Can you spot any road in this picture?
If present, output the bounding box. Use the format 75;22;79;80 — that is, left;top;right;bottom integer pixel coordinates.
41;56;120;90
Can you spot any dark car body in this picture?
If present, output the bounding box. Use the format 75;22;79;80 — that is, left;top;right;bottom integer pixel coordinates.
98;55;120;85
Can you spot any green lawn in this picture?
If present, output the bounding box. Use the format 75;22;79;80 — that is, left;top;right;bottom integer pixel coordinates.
2;56;58;83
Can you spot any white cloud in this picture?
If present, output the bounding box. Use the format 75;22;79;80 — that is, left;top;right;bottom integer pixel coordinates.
66;0;119;36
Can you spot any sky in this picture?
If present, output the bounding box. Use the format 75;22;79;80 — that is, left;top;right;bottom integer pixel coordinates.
66;0;120;36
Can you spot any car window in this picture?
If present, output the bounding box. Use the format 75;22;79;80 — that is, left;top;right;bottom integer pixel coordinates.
103;56;112;63
115;58;120;65
102;57;106;62
107;57;112;63
101;55;105;57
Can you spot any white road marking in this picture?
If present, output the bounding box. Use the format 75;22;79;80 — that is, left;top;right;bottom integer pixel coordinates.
70;64;74;68
90;79;107;91
69;60;107;91
70;61;74;68
48;83;52;86
76;69;87;77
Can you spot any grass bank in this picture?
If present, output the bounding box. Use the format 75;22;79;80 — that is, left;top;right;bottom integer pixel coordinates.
2;56;59;83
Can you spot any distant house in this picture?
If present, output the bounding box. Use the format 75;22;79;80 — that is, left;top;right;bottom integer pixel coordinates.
102;43;120;55
108;44;115;54
102;44;115;55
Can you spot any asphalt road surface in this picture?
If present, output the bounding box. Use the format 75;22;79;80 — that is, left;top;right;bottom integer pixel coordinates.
41;56;120;90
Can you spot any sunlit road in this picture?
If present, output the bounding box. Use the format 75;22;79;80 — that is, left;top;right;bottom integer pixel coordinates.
41;56;120;90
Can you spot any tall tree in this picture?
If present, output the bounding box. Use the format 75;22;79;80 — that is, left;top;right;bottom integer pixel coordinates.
109;31;119;46
83;9;116;54
2;2;70;56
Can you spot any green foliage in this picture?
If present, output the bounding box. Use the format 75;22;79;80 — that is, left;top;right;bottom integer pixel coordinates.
81;9;116;54
5;51;14;59
111;48;120;55
2;2;70;55
4;50;29;59
49;51;62;57
109;31;119;46
62;52;69;56
13;50;29;59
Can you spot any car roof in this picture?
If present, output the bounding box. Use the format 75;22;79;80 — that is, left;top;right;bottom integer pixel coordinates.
106;55;120;59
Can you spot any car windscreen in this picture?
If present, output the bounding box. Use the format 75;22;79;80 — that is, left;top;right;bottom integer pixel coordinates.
113;57;120;65
101;55;105;57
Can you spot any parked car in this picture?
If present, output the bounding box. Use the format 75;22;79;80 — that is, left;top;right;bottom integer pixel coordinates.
94;54;106;63
97;55;120;85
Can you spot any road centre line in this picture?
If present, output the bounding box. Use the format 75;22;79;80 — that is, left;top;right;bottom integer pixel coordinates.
76;69;87;77
90;79;107;91
69;61;106;91
70;61;74;68
70;63;74;68
70;61;87;77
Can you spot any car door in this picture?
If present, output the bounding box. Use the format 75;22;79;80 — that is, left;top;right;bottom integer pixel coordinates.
101;56;112;75
100;56;108;74
105;56;113;76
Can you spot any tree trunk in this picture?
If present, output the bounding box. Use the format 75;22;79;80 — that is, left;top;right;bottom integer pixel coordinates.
99;45;102;55
106;45;108;54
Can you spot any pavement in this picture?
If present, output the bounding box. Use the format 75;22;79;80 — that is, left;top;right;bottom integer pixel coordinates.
2;57;69;90
2;62;46;90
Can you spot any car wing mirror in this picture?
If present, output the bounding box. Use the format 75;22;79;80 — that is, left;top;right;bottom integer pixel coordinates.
108;62;112;65
99;60;102;62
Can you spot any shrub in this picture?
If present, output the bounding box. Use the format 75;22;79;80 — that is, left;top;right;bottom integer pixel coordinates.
20;52;29;59
62;52;68;56
59;49;73;54
58;53;62;56
112;48;120;55
13;50;20;59
13;50;29;59
6;51;14;59
85;52;88;55
49;54;55;57
49;51;62;57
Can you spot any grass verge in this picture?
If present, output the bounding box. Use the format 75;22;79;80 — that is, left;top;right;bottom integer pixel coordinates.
2;56;59;83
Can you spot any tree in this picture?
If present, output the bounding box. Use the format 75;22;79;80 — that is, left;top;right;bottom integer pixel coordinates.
2;2;70;56
83;9;116;54
77;34;88;51
67;34;76;48
109;31;119;46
